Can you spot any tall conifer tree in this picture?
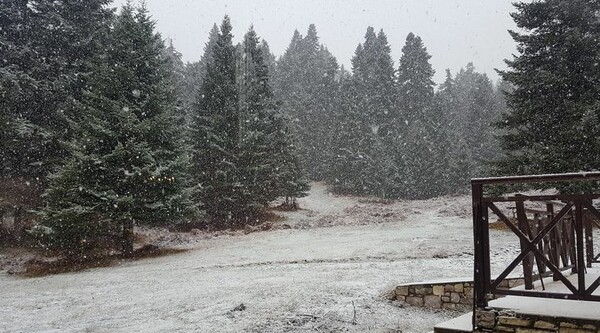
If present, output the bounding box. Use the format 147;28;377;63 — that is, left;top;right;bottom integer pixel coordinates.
238;27;308;211
396;33;444;198
495;0;600;182
0;0;113;186
190;16;242;224
40;4;194;256
273;25;339;180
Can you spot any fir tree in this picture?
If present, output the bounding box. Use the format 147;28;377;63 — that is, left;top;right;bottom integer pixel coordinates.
395;33;444;198
397;33;435;124
273;25;339;180
0;0;38;179
328;26;399;197
495;0;600;184
190;16;242;224
237;27;280;214
182;24;220;120
241;28;308;209
0;0;113;186
40;4;195;256
437;64;501;192
328;79;398;197
351;27;397;135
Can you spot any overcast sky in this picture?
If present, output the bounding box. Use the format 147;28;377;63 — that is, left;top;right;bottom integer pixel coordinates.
112;0;518;84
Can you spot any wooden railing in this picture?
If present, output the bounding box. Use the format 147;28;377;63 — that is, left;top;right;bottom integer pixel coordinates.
472;172;600;316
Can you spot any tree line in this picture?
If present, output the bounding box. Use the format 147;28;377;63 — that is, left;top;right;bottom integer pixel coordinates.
1;2;308;256
270;25;506;199
4;0;594;256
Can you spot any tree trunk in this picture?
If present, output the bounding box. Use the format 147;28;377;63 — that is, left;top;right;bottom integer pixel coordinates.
122;218;134;257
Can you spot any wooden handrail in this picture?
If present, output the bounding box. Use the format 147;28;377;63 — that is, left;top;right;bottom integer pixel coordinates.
472;171;600;185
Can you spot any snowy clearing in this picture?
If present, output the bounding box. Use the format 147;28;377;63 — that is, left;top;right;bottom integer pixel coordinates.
0;183;518;333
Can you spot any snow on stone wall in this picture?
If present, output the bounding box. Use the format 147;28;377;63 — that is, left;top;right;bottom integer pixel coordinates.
392;277;525;310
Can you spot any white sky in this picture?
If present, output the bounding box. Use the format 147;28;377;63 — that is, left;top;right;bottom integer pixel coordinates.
111;0;518;84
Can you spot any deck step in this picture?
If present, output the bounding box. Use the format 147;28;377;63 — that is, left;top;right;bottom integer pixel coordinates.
434;312;472;333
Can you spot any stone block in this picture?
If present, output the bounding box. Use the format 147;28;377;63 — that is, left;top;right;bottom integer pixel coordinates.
395;286;409;296
559;322;578;329
405;296;423;307
441;296;450;302
450;293;460;303
498;280;510;288
498;316;531;327
444;284;454;292
432;285;444;296
476;310;496;329
498;310;516;317
559;328;594;333
515;329;549;333
396;296;405;302
423;295;441;308
441;303;456;310
454;283;464;293
534;321;557;330
509;279;524;288
464;287;473;298
496;326;515;332
414;286;432;295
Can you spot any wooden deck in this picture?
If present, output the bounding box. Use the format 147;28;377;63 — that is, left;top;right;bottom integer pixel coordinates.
434;269;600;333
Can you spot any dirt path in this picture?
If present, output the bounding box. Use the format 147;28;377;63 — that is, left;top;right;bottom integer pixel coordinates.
0;183;518;333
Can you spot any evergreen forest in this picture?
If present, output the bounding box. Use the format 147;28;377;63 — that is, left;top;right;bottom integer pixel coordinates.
2;0;598;257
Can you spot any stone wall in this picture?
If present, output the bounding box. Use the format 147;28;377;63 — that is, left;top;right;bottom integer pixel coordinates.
475;308;600;332
392;278;525;310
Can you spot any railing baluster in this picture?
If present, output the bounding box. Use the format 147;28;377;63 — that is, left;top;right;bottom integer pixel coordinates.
575;201;586;294
516;201;534;289
585;204;594;268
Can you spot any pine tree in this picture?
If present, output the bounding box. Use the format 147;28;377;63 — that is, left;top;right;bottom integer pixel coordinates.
237;27;280;214
273;25;339;180
434;69;462;193
397;33;435;124
190;16;242;225
436;64;501;193
0;0;113;186
395;33;444;198
0;0;38;179
328;79;398;197
495;0;600;183
182;24;220;122
238;26;309;214
40;4;195;256
350;27;397;135
327;26;399;197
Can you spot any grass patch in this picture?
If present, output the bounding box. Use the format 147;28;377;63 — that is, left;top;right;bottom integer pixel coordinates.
18;245;189;278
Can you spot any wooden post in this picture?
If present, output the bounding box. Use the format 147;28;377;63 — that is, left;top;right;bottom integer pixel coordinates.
472;182;487;331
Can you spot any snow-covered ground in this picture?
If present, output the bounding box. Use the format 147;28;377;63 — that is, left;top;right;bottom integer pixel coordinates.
0;183;520;333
